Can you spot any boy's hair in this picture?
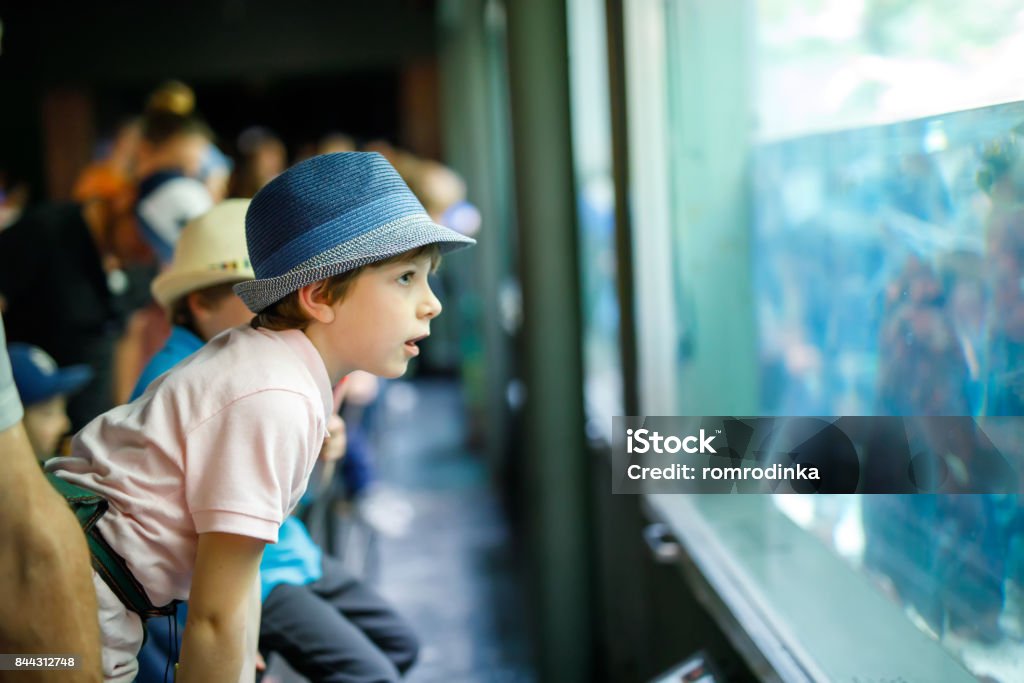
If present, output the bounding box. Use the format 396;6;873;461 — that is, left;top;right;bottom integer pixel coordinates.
171;281;245;337
252;244;441;332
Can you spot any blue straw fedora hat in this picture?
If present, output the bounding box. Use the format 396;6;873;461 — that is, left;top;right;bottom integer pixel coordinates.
234;152;476;312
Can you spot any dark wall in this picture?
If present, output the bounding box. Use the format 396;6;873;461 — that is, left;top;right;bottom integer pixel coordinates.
0;0;436;199
92;74;402;154
0;1;436;84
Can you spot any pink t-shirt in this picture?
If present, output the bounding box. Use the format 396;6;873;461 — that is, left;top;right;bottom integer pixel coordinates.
46;325;332;607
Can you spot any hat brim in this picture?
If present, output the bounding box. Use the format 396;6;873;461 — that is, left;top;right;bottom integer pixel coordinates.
24;365;93;407
234;216;475;313
152;269;256;308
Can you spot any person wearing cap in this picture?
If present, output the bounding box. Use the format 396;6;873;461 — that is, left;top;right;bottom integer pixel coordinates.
8;343;93;461
45;152;474;683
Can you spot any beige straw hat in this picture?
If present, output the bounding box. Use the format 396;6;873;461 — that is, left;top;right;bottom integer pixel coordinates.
151;199;255;308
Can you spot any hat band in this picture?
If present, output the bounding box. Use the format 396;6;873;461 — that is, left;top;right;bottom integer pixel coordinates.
207;259;251;272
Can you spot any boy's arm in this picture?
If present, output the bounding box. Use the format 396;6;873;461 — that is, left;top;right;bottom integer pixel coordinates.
177;532;265;683
241;572;262;683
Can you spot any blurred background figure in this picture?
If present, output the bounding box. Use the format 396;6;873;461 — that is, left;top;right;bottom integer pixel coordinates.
8;342;92;460
409;160;481;238
134;80;214;265
318;132;357;155
73;118;141;211
0;168;31;231
0;174;141;431
199;142;234;203
116;81;216;404
232;125;288;198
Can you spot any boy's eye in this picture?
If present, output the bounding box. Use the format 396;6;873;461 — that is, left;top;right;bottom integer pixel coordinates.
398;271;415;285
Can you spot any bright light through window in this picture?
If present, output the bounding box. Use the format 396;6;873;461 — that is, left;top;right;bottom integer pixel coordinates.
756;0;1024;140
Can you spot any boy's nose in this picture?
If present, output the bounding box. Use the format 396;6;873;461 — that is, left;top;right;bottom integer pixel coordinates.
419;287;442;319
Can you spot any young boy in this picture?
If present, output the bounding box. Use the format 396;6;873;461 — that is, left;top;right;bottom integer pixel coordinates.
132;199;418;682
46;152;475;682
8;342;93;460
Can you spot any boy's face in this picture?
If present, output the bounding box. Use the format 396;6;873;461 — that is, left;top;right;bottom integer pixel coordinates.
24;395;71;460
323;253;442;379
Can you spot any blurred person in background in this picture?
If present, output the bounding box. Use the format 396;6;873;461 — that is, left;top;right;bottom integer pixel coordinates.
8;342;92;461
318;131;357;155
134;80;214;265
74;118;141;213
0;164;140;431
231;126;287;198
0;168;32;231
119;81;216;401
198;142;234;203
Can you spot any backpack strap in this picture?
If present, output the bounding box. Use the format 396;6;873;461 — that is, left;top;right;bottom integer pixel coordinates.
45;472;179;619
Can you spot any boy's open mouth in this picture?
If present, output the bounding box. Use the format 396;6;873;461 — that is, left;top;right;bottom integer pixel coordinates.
405;334;428;352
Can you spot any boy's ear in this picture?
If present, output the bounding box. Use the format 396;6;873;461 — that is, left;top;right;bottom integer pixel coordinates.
186;291;208;319
297;282;336;324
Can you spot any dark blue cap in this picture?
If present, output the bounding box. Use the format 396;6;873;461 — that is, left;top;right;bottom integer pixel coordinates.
8;343;93;408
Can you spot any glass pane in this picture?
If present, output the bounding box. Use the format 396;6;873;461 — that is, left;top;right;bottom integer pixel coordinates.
568;0;623;443
649;1;1024;675
752;19;1024;683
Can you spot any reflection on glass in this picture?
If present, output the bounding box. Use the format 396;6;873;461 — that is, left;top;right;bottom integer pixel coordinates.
755;104;1024;421
755;99;1024;680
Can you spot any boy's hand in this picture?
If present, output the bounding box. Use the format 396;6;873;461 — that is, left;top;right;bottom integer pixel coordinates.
320;414;346;464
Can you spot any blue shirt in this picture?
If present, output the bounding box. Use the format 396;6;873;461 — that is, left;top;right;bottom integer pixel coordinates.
132;325;323;599
130;326;204;401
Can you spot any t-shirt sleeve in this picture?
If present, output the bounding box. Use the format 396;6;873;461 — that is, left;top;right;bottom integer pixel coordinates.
0;313;24;431
183;389;319;543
